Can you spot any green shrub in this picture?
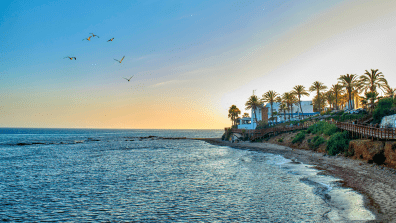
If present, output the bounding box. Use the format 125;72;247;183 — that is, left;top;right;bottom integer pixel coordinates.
223;128;233;141
278;137;283;142
307;121;338;136
292;131;305;144
372;98;395;124
256;120;269;130
313;136;326;148
333;113;365;122
323;124;338;136
308;135;326;150
326;131;350;155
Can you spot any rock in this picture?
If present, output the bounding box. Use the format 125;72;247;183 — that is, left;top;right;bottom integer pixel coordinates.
350;140;385;165
384;142;396;168
380;114;396;128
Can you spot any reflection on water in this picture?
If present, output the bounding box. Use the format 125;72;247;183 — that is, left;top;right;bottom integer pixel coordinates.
0;129;375;222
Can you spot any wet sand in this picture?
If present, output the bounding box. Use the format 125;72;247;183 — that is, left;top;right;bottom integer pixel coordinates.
199;138;396;222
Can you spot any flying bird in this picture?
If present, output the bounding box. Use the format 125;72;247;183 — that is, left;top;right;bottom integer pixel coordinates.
124;76;134;82
64;56;76;60
82;36;92;41
90;33;99;38
107;38;114;42
114;56;125;63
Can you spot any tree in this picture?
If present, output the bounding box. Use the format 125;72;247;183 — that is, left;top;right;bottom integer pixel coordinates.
228;105;241;127
292;85;310;118
358;69;387;94
282;92;297;120
338;74;358;110
365;91;379;112
372;98;395;124
324;90;335;110
384;84;396;99
339;93;348;110
313;92;327;112
261;90;279;122
242;113;250;118
309;81;327;112
245;95;261;125
331;84;344;110
278;102;288;122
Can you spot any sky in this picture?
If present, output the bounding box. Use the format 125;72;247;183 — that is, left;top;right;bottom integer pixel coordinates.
1;0;396;129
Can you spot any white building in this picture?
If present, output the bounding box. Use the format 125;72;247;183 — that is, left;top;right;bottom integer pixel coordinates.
266;101;318;123
237;100;319;129
237;105;267;129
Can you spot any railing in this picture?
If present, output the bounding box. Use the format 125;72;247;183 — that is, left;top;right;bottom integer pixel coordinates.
225;120;396;141
336;122;396;140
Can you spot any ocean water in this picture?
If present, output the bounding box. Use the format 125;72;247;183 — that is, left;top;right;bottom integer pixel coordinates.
0;128;375;222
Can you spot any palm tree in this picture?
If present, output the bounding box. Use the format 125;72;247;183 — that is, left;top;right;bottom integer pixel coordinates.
309;81;327;113
245;95;261;126
228;105;241;127
282;92;297;120
364;91;379;111
292;85;310;118
261;90;279;122
338;74;358;110
324;91;335;110
242;113;250;118
384;84;396;98
331;84;344;110
279;102;288;122
339;93;348;110
313;92;327;112
358;69;387;94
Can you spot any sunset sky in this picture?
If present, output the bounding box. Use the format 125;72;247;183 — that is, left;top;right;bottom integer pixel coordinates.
1;0;396;129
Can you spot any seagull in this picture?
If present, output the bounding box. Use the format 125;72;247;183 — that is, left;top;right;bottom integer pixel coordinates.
82;36;92;41
123;76;134;81
114;56;125;63
107;38;114;42
90;33;99;38
64;56;76;60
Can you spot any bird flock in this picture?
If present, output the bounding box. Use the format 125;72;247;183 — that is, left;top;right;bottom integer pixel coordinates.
64;33;132;82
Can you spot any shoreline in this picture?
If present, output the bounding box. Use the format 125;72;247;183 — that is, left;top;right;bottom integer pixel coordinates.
198;138;396;222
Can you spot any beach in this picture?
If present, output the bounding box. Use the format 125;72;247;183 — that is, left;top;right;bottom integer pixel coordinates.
200;138;396;222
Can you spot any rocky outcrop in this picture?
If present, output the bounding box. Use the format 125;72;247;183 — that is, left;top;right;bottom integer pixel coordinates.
384;142;396;167
380;114;396;128
349;140;396;167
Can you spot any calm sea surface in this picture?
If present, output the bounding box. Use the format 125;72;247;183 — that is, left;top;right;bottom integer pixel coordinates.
0;128;375;222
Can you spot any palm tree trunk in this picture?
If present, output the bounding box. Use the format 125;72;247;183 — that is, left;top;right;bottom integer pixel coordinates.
317;89;320;112
348;89;352;110
299;96;303;118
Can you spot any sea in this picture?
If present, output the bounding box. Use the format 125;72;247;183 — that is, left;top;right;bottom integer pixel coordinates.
0;128;375;222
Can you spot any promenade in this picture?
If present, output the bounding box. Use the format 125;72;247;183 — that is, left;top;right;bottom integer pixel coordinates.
227;120;396;141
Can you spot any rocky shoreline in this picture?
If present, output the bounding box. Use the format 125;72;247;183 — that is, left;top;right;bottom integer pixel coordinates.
199;138;396;222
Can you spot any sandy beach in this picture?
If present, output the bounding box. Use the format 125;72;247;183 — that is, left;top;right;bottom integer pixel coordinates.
200;138;396;222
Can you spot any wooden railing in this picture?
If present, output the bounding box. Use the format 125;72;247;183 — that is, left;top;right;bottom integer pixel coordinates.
225;120;396;141
336;122;396;140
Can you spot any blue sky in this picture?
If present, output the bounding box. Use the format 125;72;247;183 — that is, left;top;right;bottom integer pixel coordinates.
1;0;396;128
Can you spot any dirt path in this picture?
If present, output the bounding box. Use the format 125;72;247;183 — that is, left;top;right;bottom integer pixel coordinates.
199;138;396;222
